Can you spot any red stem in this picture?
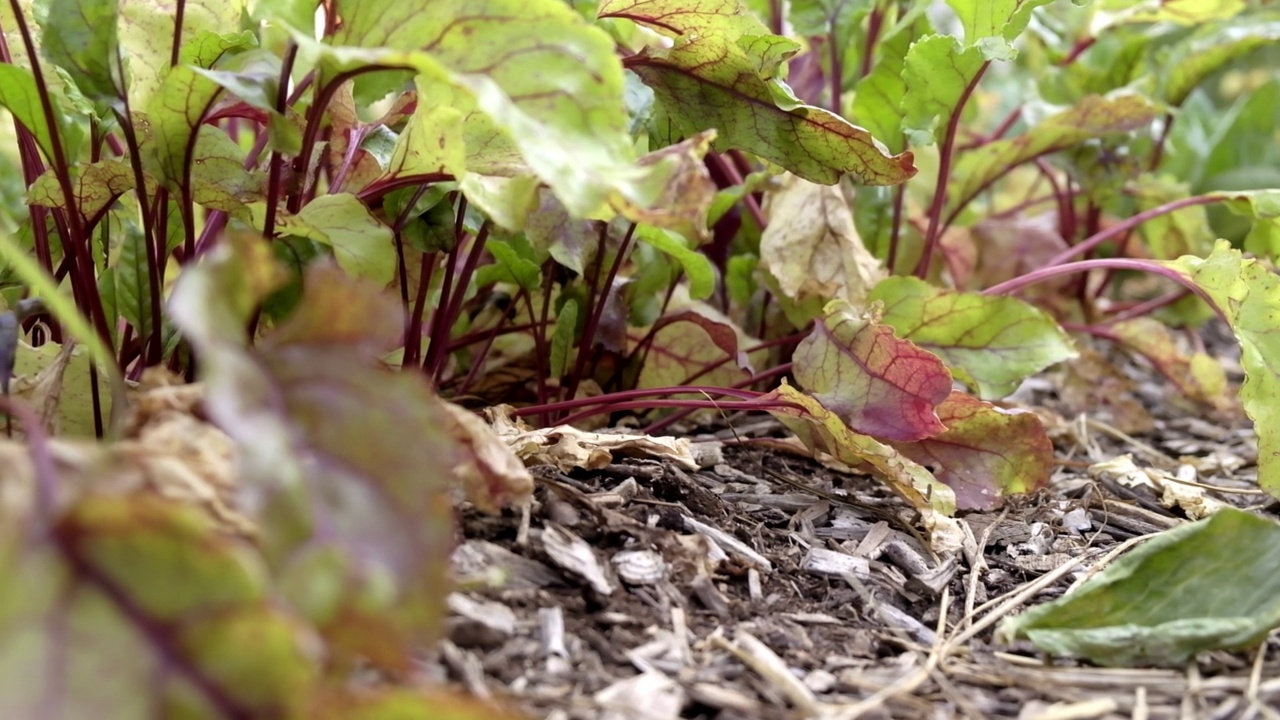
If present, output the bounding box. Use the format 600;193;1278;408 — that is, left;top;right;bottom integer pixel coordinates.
916;61;991;278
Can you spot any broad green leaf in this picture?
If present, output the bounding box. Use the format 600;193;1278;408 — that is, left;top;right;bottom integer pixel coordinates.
1127;175;1215;259
261;194;396;286
949;94;1160;215
850;9;930;154
190;126;264;221
180;29;258;69
998;508;1280;666
384;75;466;180
147;64;223;191
634;226;716;301
599;0;915;185
901;35;985;146
458;174;541;233
39;0;124;107
946;0;1055;54
27;159;138;225
112;220;153;344
303;0;663;218
762;382;956;515
550;298;578;380
0;64;75;164
170;239;461;672
869;276;1076;399
118;0;245;110
0;229;123;424
891;391;1054;510
9;338;109;437
789;0;871;39
793;299;952;442
1153;18;1280;106
1161;241;1280;498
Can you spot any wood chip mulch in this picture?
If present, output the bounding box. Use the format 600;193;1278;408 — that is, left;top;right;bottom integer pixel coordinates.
433;326;1280;719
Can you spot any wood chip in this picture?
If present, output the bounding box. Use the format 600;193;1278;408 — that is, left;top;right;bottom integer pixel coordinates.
802;547;871;579
541;523;614;595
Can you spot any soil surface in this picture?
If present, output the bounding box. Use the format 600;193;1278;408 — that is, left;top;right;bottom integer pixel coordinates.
435;324;1280;720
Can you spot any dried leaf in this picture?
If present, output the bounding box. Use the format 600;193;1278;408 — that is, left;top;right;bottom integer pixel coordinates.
760;174;886;319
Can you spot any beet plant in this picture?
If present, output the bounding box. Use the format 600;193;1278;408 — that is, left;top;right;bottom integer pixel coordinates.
1;0;1279;716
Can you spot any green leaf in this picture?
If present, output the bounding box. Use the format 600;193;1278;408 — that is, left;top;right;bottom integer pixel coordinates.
1154;17;1280;106
458;174;541;233
793;299;953;442
1110;317;1235;416
946;0;1055;48
0;229;124;426
0;493;319;716
1161;240;1280;499
849;9;930;154
869;276;1077;399
948;94;1161;215
482;236;541;292
0;64;75;164
27;159;138;224
525;189;598;275
600;0;915;185
998;508;1280;666
38;0;124;107
180;29;258;69
261;194;396;286
147;64;223;191
1128;175;1215;259
117;0;244;110
634;226;716;301
614;131;717;244
9;338;111;436
550;298;578;379
302;0;663;217
630;308;754;390
190;126;264;221
1094;0;1247;29
113;219;153;343
901;35;985;146
384;74;466;180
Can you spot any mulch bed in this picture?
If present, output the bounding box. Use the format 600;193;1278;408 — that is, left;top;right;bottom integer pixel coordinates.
435;324;1280;719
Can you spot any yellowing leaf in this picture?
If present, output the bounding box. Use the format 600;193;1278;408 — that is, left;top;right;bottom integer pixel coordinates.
762;382;956;515
760;173;886;323
1161;240;1280;499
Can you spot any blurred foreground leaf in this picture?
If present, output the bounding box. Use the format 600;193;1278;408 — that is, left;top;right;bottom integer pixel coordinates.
169;233;460;673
